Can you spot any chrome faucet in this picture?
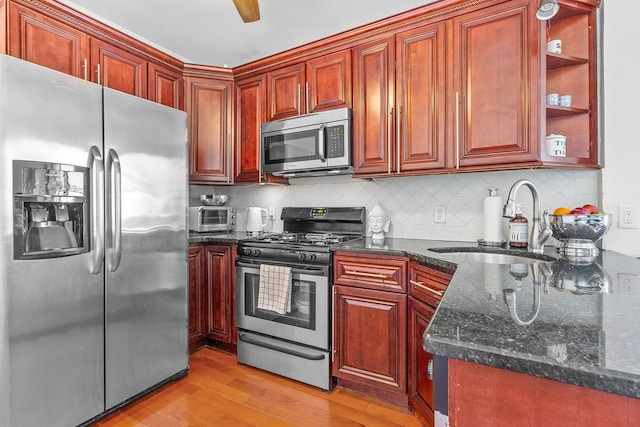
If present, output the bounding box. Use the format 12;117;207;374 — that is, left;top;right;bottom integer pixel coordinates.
503;179;552;253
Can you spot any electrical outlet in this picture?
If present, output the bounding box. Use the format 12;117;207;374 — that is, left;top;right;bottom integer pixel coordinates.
618;205;638;229
618;273;638;294
434;205;446;223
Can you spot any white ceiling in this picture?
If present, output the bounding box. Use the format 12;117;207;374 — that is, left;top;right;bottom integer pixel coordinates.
56;0;435;68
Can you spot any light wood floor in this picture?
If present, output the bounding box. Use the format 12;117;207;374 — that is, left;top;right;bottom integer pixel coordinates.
92;347;423;427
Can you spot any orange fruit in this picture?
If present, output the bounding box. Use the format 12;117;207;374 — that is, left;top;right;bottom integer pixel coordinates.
553;207;571;215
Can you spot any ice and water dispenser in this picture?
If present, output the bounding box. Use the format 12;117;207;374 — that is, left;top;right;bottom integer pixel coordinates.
13;160;89;259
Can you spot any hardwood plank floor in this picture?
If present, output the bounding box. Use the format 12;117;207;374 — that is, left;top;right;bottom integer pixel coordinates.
92;347;423;427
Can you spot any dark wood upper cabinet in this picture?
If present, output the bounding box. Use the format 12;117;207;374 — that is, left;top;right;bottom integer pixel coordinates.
90;38;147;98
351;36;395;175
267;49;352;121
235;73;267;183
267;62;306;121
8;2;88;78
452;0;540;168
148;62;184;111
306;50;352;113
186;75;234;184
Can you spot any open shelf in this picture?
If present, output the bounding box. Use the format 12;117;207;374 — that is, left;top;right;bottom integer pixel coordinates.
546;53;589;70
546;105;590;117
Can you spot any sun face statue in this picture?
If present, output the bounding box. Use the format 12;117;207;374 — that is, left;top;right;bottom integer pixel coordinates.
368;203;390;243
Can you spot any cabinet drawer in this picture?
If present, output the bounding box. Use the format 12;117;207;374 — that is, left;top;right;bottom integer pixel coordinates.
334;252;408;293
409;261;452;307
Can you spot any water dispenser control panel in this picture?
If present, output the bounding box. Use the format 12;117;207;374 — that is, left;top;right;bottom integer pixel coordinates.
13;160;89;260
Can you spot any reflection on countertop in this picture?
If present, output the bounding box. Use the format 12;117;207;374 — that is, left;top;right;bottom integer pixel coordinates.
335;237;640;399
188;230;274;244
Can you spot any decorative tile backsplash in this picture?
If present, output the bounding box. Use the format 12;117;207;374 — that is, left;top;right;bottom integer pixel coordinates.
190;169;600;243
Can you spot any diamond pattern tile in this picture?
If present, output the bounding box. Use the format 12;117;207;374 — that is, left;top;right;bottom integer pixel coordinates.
190;169;599;241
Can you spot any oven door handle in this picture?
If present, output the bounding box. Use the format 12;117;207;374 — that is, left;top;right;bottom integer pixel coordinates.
238;332;326;361
236;261;328;276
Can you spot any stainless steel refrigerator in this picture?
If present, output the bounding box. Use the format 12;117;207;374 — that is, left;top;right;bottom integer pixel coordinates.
0;54;188;427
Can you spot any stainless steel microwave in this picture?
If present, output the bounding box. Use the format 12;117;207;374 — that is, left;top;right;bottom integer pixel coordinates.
261;107;352;177
188;206;235;232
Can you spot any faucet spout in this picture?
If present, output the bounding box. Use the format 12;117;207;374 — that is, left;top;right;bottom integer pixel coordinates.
503;179;552;253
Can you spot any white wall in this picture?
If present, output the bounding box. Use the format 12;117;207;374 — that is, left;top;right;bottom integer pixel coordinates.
601;2;640;257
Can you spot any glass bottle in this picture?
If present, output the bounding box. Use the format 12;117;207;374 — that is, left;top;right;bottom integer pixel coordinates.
509;203;529;249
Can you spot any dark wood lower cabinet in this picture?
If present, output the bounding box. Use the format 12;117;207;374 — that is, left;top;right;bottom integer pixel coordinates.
188;243;236;354
188;245;206;353
333;284;407;406
408;296;436;427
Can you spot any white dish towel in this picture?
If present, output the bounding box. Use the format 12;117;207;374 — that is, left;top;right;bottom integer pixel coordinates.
257;264;292;314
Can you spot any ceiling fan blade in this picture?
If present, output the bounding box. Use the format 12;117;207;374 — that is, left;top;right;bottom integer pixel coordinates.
232;0;260;23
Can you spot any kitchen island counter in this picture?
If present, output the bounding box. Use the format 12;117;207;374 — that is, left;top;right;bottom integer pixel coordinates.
334;238;640;400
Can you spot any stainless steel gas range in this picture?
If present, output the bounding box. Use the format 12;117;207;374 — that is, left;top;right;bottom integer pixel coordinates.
235;207;365;390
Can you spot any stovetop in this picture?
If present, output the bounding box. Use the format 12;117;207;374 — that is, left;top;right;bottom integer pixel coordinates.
248;232;360;246
237;207;366;265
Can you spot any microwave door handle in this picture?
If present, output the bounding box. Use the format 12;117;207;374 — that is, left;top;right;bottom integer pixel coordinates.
318;124;326;162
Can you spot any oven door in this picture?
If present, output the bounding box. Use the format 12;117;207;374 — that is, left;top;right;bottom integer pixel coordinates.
236;260;329;350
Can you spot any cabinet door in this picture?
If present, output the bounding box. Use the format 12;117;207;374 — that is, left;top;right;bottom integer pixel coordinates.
333;285;407;395
8;3;88;78
408;296;436;427
396;22;447;172
452;0;539;168
267;62;305;121
186;76;234;183
91;38;147;98
306;50;352;113
188;245;206;353
352;36;395;175
235;74;266;183
148;62;184;110
204;245;233;343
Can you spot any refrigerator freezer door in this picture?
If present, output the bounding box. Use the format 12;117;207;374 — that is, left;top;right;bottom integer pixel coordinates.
103;88;188;409
0;55;105;427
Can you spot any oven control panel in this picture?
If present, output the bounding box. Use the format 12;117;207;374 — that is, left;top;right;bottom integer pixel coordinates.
238;246;331;265
310;208;328;218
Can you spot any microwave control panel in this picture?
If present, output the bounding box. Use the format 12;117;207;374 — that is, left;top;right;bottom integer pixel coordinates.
326;125;344;158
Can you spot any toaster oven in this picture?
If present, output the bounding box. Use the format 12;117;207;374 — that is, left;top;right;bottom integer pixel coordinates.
188;206;235;232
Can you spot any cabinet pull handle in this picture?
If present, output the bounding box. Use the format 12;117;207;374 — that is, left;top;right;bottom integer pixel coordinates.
428;359;434;381
410;280;444;296
96;63;101;85
297;83;301;116
346;270;387;279
388;106;393;174
455;91;460;169
397;104;402;173
83;58;88;81
306;81;310;114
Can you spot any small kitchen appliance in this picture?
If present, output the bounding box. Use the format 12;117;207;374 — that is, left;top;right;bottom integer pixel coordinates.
246;206;269;232
189;205;235;232
261;107;352;177
236;206;365;390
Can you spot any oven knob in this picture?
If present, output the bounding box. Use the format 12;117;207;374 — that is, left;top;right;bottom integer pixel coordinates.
297;252;306;261
252;248;261;257
242;248;252;256
308;253;317;261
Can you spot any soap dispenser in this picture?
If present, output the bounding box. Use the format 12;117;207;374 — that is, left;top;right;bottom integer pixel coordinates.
509;204;528;249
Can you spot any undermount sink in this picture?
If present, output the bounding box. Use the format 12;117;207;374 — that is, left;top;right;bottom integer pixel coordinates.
429;247;555;265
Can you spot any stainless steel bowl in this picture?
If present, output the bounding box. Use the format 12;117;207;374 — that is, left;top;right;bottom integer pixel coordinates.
548;213;611;256
200;194;228;206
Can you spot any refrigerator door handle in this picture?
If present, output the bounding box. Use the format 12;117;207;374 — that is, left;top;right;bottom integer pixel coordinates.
89;146;104;275
106;148;122;272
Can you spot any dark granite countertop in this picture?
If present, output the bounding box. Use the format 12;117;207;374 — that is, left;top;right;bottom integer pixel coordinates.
335;238;640;399
189;230;273;244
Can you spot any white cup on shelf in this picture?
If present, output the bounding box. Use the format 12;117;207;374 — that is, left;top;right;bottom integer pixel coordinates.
559;95;572;107
546;39;562;54
546;93;559;106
